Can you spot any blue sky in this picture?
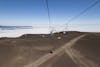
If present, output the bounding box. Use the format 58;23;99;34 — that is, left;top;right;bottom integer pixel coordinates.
0;0;100;32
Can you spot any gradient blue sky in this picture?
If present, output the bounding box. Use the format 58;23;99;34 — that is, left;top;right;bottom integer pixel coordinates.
0;0;100;31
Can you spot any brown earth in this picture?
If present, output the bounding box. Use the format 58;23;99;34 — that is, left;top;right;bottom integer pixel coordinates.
0;31;100;67
73;33;100;66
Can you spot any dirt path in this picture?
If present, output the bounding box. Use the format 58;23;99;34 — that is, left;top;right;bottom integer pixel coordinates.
24;34;86;67
65;35;99;67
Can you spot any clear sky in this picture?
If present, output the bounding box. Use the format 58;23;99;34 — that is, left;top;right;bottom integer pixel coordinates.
0;0;100;32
